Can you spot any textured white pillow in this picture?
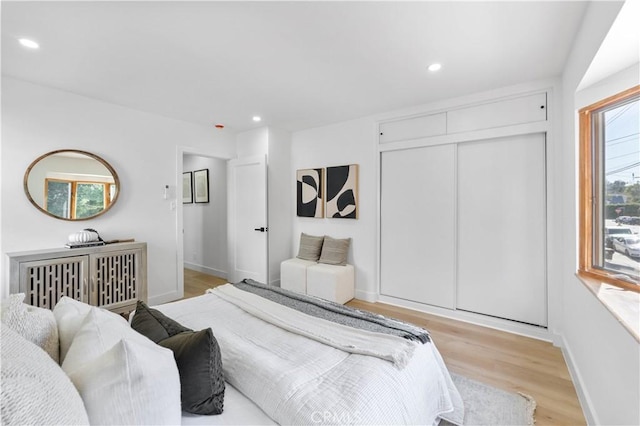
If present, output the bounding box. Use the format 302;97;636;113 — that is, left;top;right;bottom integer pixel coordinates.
1;324;89;425
62;307;181;425
53;296;93;362
61;307;132;372
1;293;59;363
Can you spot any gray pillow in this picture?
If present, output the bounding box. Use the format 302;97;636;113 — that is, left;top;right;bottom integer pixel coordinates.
318;236;351;266
131;301;225;415
130;300;190;343
296;233;324;261
160;329;225;415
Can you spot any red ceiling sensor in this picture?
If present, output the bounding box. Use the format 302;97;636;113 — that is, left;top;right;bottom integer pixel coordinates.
214;124;224;129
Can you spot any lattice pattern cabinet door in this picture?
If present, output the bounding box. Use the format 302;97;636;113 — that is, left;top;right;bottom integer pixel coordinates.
90;248;145;313
18;256;89;309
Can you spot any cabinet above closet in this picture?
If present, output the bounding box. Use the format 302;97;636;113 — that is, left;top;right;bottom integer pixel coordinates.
378;91;547;144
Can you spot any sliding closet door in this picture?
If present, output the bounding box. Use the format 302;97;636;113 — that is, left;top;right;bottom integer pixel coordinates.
380;145;456;309
457;133;546;326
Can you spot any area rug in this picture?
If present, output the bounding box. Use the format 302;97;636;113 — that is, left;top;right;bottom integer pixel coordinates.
440;373;536;426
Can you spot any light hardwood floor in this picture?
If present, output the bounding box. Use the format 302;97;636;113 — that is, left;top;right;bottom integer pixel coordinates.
184;269;586;425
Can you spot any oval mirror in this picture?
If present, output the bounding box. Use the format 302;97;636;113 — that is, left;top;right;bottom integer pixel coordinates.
24;149;120;221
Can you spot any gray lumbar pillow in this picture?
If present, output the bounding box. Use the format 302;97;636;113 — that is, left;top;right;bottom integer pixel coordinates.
296;233;325;261
318;236;351;266
131;301;225;415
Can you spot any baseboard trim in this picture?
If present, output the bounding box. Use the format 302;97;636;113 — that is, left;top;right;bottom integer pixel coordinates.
559;334;598;425
377;295;552;342
184;262;227;279
148;290;182;307
355;289;378;303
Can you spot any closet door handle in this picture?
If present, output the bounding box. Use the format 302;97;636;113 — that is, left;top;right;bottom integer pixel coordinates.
254;227;268;232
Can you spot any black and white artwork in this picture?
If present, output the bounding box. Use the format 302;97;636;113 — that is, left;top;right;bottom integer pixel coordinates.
326;164;358;219
296;168;324;218
193;169;209;203
182;172;193;204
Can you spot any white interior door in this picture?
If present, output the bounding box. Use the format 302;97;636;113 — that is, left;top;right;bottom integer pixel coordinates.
227;156;268;284
457;133;547;326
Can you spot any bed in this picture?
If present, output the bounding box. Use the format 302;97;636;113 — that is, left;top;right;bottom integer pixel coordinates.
152;280;464;426
1;281;463;425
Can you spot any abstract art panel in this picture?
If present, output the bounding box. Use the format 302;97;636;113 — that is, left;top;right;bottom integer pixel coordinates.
326;164;358;219
296;168;324;218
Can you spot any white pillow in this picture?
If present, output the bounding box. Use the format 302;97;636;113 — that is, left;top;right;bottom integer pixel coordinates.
62;307;181;425
1;293;59;363
53;297;93;362
61;307;132;373
1;323;89;425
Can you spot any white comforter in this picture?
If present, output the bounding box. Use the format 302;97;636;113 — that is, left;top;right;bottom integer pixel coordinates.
156;290;463;425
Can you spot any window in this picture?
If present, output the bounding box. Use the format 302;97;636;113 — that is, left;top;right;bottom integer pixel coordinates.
579;85;640;291
44;178;114;220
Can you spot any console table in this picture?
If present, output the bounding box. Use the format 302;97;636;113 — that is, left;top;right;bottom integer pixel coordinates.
7;242;147;314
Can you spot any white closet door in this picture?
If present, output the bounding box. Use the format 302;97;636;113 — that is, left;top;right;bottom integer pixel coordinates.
457;133;546;326
380;145;456;308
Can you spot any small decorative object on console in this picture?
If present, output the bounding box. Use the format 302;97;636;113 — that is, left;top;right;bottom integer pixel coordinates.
68;229;100;244
66;228;105;248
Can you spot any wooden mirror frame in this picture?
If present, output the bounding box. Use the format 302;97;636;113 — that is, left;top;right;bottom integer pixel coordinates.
23;149;120;221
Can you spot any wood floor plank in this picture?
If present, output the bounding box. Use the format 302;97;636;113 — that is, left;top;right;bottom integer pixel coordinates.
183;271;586;425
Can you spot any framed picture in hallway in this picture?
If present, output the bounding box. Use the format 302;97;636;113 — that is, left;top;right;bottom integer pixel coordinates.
182;171;193;204
326;164;358;219
296;168;324;218
194;169;210;203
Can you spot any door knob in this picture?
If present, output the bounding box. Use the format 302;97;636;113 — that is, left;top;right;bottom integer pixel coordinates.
254;227;268;232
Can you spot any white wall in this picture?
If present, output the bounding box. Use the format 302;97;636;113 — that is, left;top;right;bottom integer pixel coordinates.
237;127;268;158
291;118;377;301
1;77;236;303
560;2;639;425
183;154;228;277
267;127;293;286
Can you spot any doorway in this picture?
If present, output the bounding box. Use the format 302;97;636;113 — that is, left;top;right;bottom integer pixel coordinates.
176;149;269;299
177;148;229;298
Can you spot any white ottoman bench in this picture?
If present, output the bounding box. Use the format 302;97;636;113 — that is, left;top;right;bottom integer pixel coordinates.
306;263;355;304
280;258;316;295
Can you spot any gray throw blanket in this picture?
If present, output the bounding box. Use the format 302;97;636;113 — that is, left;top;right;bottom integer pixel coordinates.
233;279;430;344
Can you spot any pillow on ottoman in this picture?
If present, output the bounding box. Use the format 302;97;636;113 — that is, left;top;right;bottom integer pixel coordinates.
131;300;225;415
319;236;351;266
1;323;89;425
296;232;324;261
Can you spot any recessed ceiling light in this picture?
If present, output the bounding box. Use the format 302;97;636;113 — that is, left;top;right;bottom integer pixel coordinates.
18;38;39;49
252;116;262;122
428;63;442;72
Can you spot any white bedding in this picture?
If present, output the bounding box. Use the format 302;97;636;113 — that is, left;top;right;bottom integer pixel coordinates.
157;291;463;425
210;284;416;368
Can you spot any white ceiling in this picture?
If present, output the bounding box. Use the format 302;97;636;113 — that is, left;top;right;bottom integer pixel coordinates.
1;1;589;132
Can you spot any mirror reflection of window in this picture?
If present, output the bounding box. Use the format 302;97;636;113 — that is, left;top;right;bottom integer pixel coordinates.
45;180;71;219
24;150;120;221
